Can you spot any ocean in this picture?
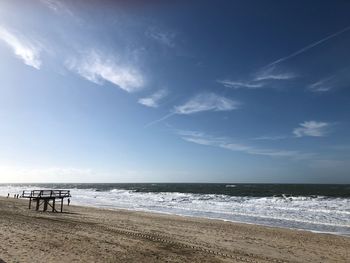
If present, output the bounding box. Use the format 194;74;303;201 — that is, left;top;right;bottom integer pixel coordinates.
0;183;349;236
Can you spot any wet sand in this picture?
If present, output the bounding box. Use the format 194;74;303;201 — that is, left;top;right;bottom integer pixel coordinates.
0;197;349;262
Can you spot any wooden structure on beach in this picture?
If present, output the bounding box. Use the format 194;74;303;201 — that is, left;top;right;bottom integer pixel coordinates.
21;190;71;213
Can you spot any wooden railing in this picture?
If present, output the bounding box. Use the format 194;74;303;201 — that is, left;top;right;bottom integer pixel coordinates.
21;190;71;199
21;189;71;212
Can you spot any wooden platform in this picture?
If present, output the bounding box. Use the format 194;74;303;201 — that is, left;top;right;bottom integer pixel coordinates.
21;190;71;212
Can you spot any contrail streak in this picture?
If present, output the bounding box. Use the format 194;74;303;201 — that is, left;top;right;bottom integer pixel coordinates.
265;25;350;68
144;112;175;128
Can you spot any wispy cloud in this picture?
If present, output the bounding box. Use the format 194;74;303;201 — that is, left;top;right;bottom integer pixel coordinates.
307;77;335;92
330;145;350;151
217;80;264;89
254;66;296;81
253;135;288;141
307;68;350;93
177;130;311;159
174;93;240;115
0;25;42;69
264;25;350;68
218;67;295;90
0;166;95;183
138;89;168;108
145;93;240;127
66;51;144;93
309;159;350;169
293;121;330;137
146;26;176;48
40;0;75;17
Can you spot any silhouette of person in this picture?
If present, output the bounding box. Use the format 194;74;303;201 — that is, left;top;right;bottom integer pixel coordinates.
68;198;70;206
7;193;9;198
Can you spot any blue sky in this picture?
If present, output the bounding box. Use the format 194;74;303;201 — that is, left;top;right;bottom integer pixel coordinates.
0;0;350;183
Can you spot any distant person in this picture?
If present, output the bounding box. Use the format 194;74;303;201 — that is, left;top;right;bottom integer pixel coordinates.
7;193;9;198
68;198;70;206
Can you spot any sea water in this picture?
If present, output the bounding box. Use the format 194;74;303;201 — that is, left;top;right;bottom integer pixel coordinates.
0;183;349;236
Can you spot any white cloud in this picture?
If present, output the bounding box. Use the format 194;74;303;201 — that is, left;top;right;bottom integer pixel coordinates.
254;66;296;81
307;69;350;93
175;130;206;138
253;135;288;141
145;93;240;127
40;0;65;12
307;77;334;92
218;67;295;90
0;166;95;183
217;80;264;89
309;159;347;169
66;51;144;93
0;26;42;69
138;89;168;108
146;27;176;48
174;93;240;115
40;0;75;17
178;130;309;158
293;121;330;137
331;145;350;151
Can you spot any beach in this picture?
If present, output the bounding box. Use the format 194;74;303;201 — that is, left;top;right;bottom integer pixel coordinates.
0;197;349;263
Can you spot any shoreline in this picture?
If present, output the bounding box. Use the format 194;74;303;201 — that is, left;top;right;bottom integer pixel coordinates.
1;197;349;262
1;184;348;238
70;202;350;238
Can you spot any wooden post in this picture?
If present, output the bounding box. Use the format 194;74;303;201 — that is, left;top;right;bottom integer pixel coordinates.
43;199;48;211
21;189;71;213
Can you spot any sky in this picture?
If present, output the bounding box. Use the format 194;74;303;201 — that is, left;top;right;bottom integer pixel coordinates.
0;0;350;183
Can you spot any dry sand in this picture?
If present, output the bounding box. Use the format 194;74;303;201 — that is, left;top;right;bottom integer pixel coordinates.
0;197;349;263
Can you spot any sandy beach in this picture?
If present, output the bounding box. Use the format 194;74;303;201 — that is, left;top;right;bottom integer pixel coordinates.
0;197;349;263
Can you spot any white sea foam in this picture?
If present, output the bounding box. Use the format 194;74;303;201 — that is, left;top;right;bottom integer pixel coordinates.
0;185;349;236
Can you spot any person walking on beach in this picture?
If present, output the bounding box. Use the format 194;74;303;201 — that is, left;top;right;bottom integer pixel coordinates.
68;198;70;206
